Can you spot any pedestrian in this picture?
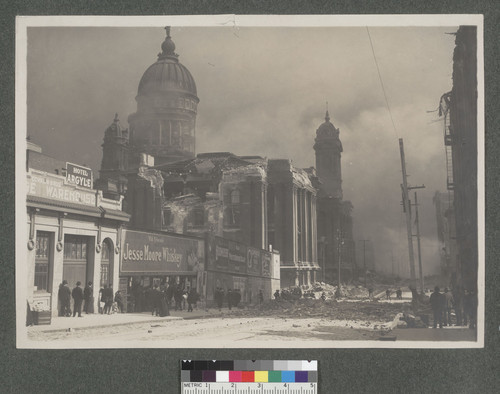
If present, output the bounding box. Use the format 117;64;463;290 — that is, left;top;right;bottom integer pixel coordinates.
187;287;197;312
430;286;444;328
151;285;160;316
83;281;94;314
443;288;454;326
368;287;374;300
259;289;264;305
159;287;170;317
453;285;464;326
114;290;124;313
233;289;241;307
274;289;280;300
72;281;84;317
396;288;402;300
227;289;233;310
320;292;326;302
58;280;71;317
215;287;223;311
174;285;184;311
104;283;114;315
386;289;391;300
463;289;477;329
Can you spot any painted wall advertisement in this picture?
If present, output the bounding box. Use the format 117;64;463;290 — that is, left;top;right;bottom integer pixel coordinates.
27;169;96;206
120;230;204;275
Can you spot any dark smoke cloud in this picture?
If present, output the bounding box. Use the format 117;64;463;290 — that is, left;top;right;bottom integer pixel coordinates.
26;25;457;277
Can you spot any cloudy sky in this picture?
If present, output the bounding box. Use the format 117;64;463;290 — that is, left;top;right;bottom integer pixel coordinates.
25;23;458;277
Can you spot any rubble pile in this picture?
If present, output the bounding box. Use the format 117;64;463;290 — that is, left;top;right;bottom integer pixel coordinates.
233;297;403;322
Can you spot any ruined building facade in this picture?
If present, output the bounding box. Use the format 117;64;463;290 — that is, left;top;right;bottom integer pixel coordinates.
314;111;356;283
437;26;478;292
97;28;319;288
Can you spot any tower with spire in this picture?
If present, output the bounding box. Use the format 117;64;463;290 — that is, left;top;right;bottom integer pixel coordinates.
313;108;356;284
96;113;129;199
313;109;343;199
127;27;200;167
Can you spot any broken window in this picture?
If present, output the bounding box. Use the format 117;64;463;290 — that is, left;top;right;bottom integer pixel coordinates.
227;189;241;226
193;207;204;226
162;208;172;228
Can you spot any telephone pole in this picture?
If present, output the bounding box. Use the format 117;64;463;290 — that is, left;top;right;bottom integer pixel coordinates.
399;138;417;289
414;191;425;293
360;239;369;287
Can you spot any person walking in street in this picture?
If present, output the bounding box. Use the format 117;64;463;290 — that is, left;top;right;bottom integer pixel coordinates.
430;286;444;328
396;288;403;300
58;280;71;317
83;281;94;314
443;288;454;326
274;289;280;300
72;281;84;317
368;287;374;300
386;289;391;300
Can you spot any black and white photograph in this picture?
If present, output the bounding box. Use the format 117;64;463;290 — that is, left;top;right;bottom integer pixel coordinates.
16;15;484;348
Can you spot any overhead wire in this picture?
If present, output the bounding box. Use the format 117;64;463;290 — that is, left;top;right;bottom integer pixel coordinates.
366;27;400;140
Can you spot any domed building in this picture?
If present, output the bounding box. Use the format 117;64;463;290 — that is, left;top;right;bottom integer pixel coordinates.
128;27;199;166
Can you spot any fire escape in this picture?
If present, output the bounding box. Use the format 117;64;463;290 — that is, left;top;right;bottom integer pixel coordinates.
440;92;454;190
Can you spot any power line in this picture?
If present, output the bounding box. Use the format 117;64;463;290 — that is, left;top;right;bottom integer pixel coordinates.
366;27;399;139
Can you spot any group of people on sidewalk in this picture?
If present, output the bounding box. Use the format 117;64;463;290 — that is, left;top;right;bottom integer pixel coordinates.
429;286;477;329
57;280;125;317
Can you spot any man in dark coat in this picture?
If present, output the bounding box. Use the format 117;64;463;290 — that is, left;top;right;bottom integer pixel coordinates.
72;281;84;317
58;280;71;317
187;288;197;312
115;290;124;313
430;286;444;328
83;281;94;314
104;284;114;315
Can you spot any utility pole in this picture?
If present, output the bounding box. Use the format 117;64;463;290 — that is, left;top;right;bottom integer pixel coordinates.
360;239;369;287
414;191;425;293
399;138;417;289
337;228;343;293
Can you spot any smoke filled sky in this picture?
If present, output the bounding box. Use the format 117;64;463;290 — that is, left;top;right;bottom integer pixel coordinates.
26;24;458;277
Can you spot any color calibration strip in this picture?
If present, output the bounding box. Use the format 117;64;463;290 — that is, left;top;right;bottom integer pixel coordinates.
181;360;317;393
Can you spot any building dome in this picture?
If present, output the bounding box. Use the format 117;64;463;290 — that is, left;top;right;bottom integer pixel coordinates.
316;110;339;139
137;27;198;98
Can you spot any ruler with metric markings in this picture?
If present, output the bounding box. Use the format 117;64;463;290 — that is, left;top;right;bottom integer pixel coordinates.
181;382;317;394
180;360;318;394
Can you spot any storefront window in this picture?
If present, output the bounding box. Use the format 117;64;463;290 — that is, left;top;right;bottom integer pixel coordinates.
64;235;88;260
35;231;51;292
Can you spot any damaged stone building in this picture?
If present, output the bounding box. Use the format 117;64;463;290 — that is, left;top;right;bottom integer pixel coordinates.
314;111;357;284
97;27;357;297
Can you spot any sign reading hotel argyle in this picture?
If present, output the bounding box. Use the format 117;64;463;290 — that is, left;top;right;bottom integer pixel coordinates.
120;229;203;274
66;162;93;189
27;169;96;206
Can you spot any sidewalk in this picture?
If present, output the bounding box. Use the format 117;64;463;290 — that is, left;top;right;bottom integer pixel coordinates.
28;308;230;333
